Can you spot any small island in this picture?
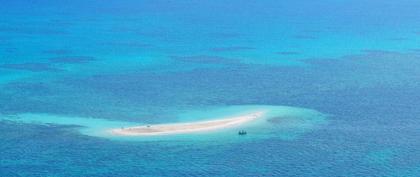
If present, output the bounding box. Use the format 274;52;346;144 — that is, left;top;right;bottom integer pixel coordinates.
110;111;265;136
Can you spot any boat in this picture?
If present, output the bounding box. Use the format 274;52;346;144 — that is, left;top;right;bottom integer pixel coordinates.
238;130;247;135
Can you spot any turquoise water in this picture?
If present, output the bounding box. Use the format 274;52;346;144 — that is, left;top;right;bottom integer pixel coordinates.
1;0;420;176
1;105;327;142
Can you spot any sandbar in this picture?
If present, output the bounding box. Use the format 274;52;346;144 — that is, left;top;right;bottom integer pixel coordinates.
110;111;265;136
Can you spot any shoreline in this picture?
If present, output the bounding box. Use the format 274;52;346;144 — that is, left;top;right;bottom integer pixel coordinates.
110;111;265;136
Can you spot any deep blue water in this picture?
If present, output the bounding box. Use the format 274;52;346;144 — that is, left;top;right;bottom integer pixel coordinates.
1;0;420;176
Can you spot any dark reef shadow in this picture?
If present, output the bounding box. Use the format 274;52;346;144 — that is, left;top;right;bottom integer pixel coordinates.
48;56;96;64
0;27;67;36
0;63;62;72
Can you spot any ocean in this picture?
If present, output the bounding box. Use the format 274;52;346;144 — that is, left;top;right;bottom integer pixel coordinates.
1;0;420;176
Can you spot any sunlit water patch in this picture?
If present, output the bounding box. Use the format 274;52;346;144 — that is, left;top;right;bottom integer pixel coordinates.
1;105;327;142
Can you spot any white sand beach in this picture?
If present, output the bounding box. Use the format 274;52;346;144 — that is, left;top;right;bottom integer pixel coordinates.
110;111;265;136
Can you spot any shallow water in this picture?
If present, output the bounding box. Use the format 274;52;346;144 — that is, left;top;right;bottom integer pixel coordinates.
1;105;327;142
1;0;420;176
